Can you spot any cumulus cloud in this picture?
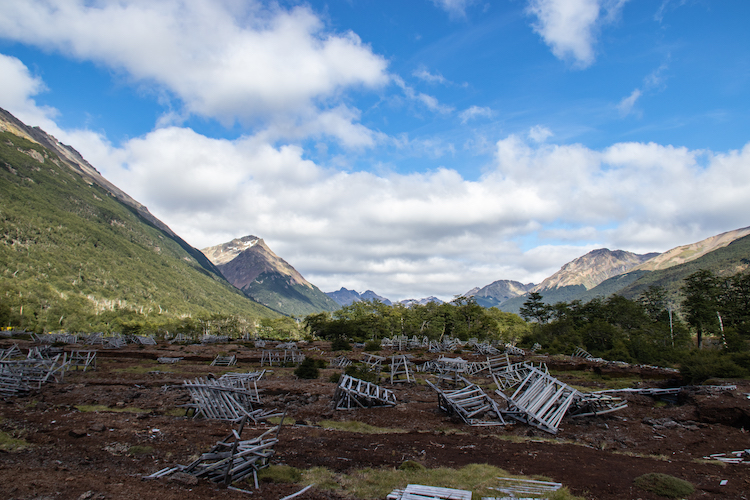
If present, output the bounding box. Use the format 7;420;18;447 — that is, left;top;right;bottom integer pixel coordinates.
4;50;749;301
392;76;455;115
526;0;629;68
0;0;389;144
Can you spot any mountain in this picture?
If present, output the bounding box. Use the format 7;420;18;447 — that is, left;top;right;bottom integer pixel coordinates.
326;288;393;307
0;108;278;332
465;280;535;308
590;233;750;302
202;236;341;317
498;248;658;313
631;226;750;272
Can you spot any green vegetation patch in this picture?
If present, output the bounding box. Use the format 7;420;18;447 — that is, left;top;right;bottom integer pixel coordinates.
633;473;694;498
299;463;583;500
0;430;31;452
317;420;407;434
257;465;302;484
128;445;155;456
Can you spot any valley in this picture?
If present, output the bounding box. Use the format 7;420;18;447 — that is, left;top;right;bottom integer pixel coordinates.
1;338;748;499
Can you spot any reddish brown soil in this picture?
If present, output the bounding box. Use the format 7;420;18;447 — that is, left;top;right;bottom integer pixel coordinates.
1;340;749;500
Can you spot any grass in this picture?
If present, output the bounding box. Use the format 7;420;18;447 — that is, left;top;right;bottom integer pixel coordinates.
317;420;407;434
633;473;694;498
75;404;149;414
112;361;176;374
0;429;31;452
292;463;584;500
550;370;643;391
128;445;155;456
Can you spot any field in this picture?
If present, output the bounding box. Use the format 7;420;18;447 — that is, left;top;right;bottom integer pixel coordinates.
1;339;749;500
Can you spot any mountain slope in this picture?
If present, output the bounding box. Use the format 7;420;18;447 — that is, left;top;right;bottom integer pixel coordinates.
533;248;659;292
0;109;279;332
632;226;750;272
203;236;341;316
496;249;657;313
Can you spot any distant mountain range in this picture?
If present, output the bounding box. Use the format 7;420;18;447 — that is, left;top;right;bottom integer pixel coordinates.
326;288;392;307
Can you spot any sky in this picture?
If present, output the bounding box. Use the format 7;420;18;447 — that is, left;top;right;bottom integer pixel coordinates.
1;0;750;302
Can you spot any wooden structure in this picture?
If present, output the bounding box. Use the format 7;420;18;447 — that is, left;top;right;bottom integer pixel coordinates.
260;349;304;366
387;484;472;500
361;353;385;372
504;343;525;356
182;377;278;423
68;350;97;371
495;366;578;434
330;355;352;368
487;477;562;498
491;360;547;390
390;354;413;383
145;416;283;488
333;374;397;410
426;378;506;426
210;354;237;367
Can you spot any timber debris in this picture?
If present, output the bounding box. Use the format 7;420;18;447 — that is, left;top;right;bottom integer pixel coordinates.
145;416;283;488
333;373;397;410
426;377;506;426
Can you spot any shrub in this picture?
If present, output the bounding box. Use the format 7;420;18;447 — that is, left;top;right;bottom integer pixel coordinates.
398;460;426;471
344;364;378;383
364;340;381;351
331;337;352;351
294;357;320;379
633;473;694;498
679;350;748;384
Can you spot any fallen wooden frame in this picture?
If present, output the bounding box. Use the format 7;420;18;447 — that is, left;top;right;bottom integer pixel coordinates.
568;392;628;418
183;377;278;423
145;415;285;488
491;361;548;391
495;366;578;434
330;355;352;368
333;373;397;410
210;354;237;367
487;476;562;498
426;377;506;426
387;484;472;500
68;350;97;372
362;353;385;372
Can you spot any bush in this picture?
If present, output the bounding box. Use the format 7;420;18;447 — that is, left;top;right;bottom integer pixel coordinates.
679;350;748;384
294;357;320;379
331;337;352;351
344;364;378;383
364;340;381;351
633;473;694;498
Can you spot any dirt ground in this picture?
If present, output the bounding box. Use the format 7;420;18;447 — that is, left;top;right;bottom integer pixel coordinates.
1;339;749;500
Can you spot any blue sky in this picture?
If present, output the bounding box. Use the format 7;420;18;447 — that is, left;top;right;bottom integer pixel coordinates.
1;0;749;301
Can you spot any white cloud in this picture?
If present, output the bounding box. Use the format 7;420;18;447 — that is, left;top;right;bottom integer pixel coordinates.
4;52;750;302
526;0;629;68
0;54;57;129
528;125;554;143
413;67;448;85
459;106;493;124
0;0;389;145
617;88;641;116
392;76;455;115
431;0;476;20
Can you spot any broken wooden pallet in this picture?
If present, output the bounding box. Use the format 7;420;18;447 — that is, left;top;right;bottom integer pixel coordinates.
68;350;97;372
387;484;472;500
333;374;396;410
145;415;284;488
183;377;273;423
426;378;506;426
210;354;237;367
495;366;578;434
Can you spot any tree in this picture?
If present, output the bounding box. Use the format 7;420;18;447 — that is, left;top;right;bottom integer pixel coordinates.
681;270;721;348
519;292;550;324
